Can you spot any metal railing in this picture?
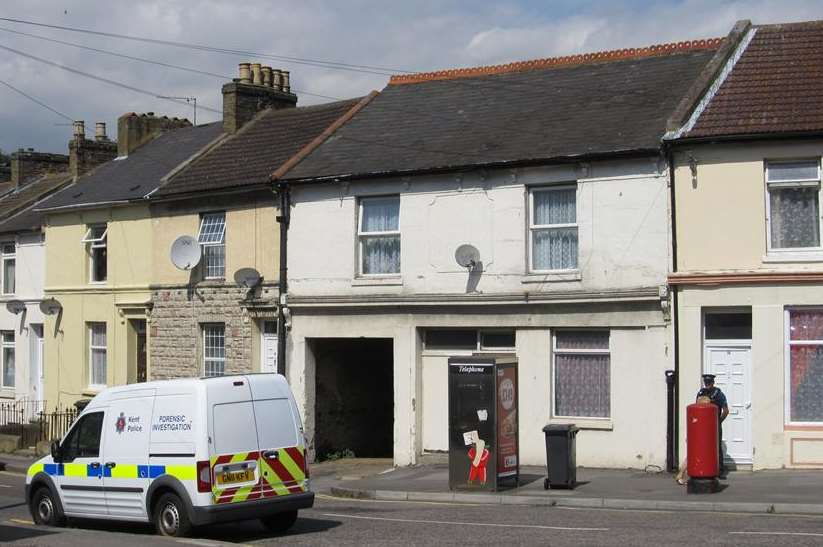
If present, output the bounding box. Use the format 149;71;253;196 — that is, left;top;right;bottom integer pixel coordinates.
0;400;77;448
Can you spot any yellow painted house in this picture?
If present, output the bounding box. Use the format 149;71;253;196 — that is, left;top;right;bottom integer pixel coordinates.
37;115;218;407
35;64;366;408
668;21;823;469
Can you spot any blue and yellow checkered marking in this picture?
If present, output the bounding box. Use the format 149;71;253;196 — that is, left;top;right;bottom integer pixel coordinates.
30;462;192;480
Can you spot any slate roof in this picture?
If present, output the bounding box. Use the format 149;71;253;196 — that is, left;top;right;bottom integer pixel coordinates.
284;41;721;181
686;21;823;138
154;98;363;197
36;122;224;211
0;172;73;234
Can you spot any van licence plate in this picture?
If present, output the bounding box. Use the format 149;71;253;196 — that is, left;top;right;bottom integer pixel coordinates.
216;468;255;485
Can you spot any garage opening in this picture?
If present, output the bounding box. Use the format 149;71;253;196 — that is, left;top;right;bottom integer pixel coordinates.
312;338;393;460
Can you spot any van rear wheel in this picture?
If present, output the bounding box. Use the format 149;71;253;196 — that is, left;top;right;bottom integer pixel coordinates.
30;487;65;527
261;509;298;533
154;492;192;537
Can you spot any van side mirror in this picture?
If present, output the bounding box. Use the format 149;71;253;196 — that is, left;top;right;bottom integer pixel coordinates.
50;440;62;462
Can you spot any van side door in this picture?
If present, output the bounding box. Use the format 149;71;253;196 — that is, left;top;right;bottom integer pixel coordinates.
249;375;307;498
102;392;155;519
54;410;107;517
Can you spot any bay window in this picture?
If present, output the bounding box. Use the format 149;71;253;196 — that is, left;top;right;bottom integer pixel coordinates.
358;196;400;275
553;330;610;418
530;186;578;271
766;160;822;251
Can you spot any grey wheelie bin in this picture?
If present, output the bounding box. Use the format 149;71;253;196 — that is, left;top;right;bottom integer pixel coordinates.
542;424;579;489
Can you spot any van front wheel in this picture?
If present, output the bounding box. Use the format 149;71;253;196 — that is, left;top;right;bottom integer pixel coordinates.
154;492;192;537
261;510;298;533
31;487;65;527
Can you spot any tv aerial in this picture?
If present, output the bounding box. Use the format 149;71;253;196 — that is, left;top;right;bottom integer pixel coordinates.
170;235;201;270
5;300;25;315
455;244;481;270
233;268;262;289
39;298;62;315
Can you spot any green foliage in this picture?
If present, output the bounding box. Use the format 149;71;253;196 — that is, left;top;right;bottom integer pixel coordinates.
317;448;356;462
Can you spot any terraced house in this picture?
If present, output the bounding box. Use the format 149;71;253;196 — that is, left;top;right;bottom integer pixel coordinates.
33;63;367;407
667;20;823;470
274;33;740;468
0;129;116;407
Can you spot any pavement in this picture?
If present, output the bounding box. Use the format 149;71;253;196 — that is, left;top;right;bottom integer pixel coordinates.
5;452;823;516
320;459;823;516
2;455;823;544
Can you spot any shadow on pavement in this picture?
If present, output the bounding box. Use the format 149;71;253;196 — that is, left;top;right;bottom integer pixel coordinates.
0;523;58;542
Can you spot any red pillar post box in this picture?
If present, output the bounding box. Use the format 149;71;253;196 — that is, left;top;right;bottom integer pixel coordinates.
686;402;719;493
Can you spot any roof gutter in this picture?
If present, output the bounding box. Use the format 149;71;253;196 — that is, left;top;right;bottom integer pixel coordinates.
281;147;662;185
34;199;132;213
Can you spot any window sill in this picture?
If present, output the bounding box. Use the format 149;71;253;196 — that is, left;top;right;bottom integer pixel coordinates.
763;252;823;264
549;418;613;431
352;276;403;287
522;270;582;284
83;387;104;397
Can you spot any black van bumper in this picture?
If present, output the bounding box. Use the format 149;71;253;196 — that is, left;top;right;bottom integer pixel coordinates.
191;492;315;526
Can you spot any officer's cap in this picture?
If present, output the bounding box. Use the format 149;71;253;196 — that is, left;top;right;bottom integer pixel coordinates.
702;374;716;383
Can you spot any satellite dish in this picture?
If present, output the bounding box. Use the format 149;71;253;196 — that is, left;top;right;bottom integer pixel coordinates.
170;235;201;270
234;267;262;289
5;300;25;315
455;244;481;269
39;298;62;315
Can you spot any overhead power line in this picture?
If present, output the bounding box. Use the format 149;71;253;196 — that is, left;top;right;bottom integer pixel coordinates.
0;42;221;114
0;25;345;102
0;76;75;123
0;16;409;76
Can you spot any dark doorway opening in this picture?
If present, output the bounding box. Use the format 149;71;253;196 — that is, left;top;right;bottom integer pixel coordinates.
312;338;393;460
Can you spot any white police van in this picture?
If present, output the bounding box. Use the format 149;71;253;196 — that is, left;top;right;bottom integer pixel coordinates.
26;374;313;537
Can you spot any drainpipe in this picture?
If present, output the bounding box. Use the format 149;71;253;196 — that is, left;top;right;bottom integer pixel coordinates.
665;141;680;472
276;181;290;376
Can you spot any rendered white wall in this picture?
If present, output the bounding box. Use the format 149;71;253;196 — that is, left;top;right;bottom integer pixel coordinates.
0;232;45;401
288;159;669;298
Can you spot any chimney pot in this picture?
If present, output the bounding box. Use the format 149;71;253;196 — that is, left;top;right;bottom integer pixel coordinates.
281;70;291;93
73;120;85;138
272;69;283;91
261;66;273;87
251;63;262;85
238;62;251;84
95;122;107;141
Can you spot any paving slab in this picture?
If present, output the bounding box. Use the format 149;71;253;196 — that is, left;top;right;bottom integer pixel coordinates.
323;461;823;515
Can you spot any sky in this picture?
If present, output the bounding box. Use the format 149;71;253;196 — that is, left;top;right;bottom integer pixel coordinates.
1;0;822;154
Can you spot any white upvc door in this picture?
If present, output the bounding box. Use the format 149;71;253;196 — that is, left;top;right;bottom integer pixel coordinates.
261;321;277;374
29;324;44;401
704;343;753;464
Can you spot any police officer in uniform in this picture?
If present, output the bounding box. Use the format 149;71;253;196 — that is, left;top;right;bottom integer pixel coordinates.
696;374;730;476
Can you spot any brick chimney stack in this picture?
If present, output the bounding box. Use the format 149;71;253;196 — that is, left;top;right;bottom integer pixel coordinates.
10;148;69;188
69;120;118;179
117;112;192;157
222;62;297;134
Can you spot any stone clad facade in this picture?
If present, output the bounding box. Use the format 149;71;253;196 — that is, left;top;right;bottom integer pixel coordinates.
149;283;278;379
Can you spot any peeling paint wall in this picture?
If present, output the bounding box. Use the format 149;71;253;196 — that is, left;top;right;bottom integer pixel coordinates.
288;159;670;298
